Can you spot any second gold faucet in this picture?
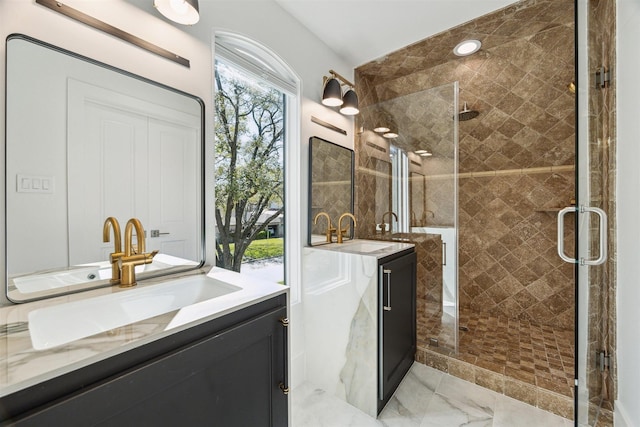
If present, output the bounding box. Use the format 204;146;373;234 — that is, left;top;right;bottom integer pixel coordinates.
337;213;357;244
120;218;158;287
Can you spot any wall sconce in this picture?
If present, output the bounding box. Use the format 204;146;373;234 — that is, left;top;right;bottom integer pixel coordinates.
321;70;359;115
154;0;200;25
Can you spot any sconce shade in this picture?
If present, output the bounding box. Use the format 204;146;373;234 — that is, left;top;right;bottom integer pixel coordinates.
322;77;343;107
339;89;359;115
154;0;200;25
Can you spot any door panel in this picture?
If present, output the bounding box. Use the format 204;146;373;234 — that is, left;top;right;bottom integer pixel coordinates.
147;119;199;260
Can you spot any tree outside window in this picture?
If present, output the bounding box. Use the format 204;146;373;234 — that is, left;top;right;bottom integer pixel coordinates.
214;60;285;284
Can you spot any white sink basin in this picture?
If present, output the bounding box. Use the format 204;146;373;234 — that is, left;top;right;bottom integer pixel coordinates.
28;276;241;350
341;241;394;253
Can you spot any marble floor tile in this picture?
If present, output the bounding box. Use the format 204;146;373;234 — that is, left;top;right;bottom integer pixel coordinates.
434;373;499;415
292;383;382;427
377;364;443;426
292;363;573;427
492;394;570;427
419;394;493;427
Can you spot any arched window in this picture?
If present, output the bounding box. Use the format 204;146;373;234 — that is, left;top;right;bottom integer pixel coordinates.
213;32;301;302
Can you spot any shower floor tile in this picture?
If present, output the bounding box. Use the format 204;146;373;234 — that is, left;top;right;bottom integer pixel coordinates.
417;307;575;398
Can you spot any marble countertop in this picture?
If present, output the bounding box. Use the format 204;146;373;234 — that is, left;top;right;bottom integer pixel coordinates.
0;266;288;398
310;239;415;258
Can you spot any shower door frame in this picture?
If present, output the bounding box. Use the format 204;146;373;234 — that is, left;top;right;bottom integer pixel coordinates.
573;0;614;425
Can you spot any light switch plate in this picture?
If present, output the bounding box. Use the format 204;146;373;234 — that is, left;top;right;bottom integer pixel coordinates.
16;174;54;194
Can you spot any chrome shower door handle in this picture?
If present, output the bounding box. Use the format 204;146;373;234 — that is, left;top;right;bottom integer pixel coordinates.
557;206;577;264
581;206;608;266
557;205;608;266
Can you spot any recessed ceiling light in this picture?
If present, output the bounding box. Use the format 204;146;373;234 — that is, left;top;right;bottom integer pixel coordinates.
419;152;433;157
453;39;481;56
415;150;428;154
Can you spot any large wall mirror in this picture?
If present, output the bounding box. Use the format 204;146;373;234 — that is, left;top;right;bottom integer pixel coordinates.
5;35;204;302
308;137;354;245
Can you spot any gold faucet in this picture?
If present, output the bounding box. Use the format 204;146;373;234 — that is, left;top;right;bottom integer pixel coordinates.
337;213;357;243
313;212;336;243
119;218;158;287
103;217;123;284
379;211;398;234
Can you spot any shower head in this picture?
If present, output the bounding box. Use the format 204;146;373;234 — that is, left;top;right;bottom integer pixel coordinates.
458;102;479;121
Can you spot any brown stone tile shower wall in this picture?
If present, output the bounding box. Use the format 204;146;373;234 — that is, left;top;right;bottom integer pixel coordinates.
355;0;576;330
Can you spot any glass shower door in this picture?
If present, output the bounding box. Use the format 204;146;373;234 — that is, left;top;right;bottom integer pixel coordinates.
357;82;459;355
573;1;615;425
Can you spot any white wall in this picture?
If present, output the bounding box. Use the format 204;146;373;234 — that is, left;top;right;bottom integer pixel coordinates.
615;1;640;426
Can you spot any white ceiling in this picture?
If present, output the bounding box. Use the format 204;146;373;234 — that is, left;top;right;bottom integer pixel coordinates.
275;0;520;68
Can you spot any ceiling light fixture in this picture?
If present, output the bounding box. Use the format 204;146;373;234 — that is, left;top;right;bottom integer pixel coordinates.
383;131;398;139
453;39;481;56
322;70;359;115
154;0;200;25
374;126;390;133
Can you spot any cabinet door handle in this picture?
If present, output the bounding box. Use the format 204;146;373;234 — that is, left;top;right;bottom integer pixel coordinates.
383;269;392;311
279;382;290;395
279;317;289;395
442;242;447;266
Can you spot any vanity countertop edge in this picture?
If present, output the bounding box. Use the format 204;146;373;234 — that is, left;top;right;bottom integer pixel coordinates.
307;239;415;259
0;267;289;398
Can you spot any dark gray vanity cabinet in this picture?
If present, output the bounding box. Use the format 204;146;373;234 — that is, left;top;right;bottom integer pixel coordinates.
3;295;288;427
378;250;417;413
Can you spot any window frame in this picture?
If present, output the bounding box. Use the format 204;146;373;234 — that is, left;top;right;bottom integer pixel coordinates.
212;32;301;304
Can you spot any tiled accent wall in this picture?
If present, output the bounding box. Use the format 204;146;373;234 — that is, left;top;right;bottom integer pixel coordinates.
586;0;617;422
356;0;576;329
458;168;575;329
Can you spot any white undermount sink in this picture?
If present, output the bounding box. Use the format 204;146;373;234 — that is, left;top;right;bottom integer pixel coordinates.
28;275;241;350
340;240;395;253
